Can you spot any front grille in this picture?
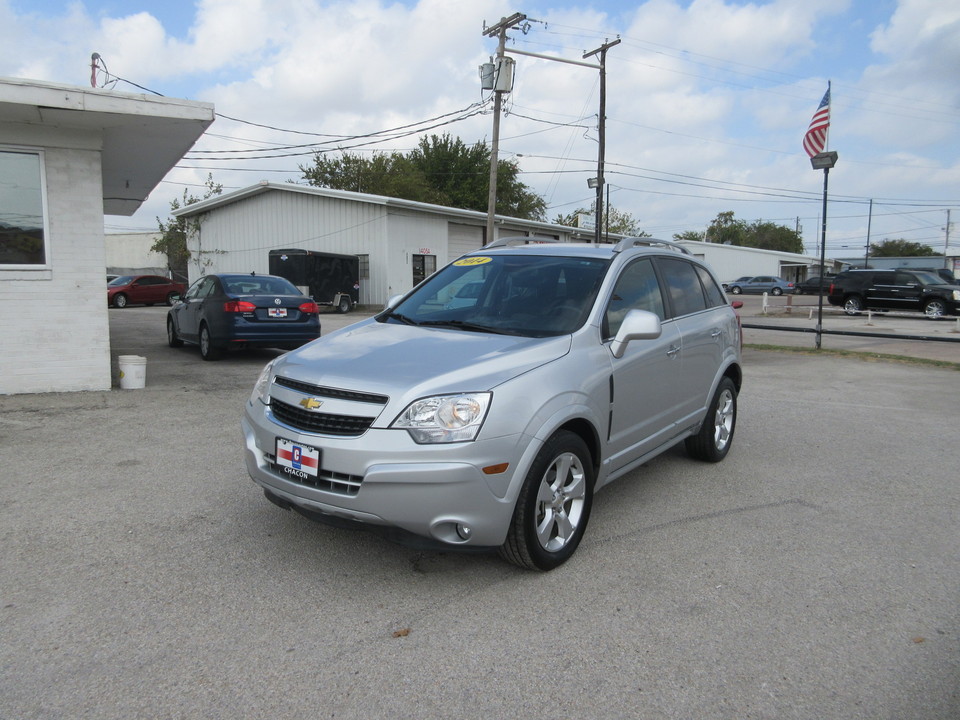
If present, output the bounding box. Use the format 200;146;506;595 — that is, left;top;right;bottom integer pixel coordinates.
265;453;363;496
271;399;375;436
273;376;388;405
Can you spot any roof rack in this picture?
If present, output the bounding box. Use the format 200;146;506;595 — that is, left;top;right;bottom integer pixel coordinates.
612;237;692;256
484;236;561;249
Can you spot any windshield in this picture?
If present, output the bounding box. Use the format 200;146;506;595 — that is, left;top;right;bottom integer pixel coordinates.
109;276;134;286
380;253;610;337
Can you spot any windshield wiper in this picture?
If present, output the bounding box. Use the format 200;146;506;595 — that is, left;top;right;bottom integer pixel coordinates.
381;311;418;326
418;319;524;336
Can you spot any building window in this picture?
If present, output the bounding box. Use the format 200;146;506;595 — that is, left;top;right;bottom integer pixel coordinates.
357;254;370;279
0;149;47;266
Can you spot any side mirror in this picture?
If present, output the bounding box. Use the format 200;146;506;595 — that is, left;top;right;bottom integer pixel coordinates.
610;309;662;359
170;293;182;303
384;294;404;310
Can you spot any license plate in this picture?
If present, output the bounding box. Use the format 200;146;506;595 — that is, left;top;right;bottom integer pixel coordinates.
275;438;320;478
268;308;288;318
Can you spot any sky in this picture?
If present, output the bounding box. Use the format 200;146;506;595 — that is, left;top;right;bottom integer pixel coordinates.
2;0;959;259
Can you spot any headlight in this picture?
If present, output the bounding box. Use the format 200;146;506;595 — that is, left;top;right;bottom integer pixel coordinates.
952;290;960;301
251;360;275;405
392;393;492;443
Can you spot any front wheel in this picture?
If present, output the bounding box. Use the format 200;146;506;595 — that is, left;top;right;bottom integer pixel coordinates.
112;293;128;308
167;317;183;347
843;295;863;315
685;377;737;462
730;286;742;295
500;431;594;571
199;324;221;361
771;287;783;296
924;299;947;320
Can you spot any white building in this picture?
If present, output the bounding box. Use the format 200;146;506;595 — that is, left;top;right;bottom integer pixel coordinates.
177;182;835;305
0;77;213;395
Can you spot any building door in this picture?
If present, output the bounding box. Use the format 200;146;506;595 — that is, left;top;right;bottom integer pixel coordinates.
412;254;436;287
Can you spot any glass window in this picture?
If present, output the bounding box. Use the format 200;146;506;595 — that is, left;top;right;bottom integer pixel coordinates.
604;258;665;337
0;149;46;266
657;258;708;317
695;265;727;307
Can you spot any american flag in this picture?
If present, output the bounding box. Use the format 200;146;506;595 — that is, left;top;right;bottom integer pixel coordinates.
803;83;831;157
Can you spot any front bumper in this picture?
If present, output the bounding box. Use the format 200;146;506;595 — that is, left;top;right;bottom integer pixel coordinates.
241;402;526;547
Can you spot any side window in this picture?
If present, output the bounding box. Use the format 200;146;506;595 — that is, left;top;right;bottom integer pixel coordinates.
894;272;917;286
873;272;896;285
695;265;727;307
0;149;47;267
604;258;665;337
658;258;708;317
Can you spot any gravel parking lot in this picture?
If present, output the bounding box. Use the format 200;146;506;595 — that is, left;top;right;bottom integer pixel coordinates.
1;306;958;719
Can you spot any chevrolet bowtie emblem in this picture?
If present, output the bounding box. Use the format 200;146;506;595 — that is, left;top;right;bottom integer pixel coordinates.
299;397;323;410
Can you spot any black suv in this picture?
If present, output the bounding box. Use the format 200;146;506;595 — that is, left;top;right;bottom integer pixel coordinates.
827;269;960;319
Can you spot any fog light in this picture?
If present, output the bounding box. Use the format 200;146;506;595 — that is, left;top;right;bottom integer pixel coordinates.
456;523;472;540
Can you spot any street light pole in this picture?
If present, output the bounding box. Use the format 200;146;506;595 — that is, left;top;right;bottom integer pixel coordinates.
810;150;838;350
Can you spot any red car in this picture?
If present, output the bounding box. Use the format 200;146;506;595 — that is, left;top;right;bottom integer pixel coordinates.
107;275;185;308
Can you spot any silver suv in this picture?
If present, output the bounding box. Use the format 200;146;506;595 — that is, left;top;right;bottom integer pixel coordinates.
242;238;743;570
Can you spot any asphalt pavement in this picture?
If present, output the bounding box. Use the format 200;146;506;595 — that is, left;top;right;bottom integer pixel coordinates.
1;304;958;719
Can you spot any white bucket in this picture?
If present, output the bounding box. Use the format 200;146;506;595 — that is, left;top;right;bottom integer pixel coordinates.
118;355;147;389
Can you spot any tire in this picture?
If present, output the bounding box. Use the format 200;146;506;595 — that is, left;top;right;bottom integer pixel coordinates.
337;296;351;313
772;287;783;296
113;293;128;308
685;377;737;463
499;430;594;571
166;317;183;348
923;299;946;320
730;286;742;295
843;295;863;315
199;324;221;361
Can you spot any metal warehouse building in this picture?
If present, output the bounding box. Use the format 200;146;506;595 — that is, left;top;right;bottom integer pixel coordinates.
174;181;833;307
174;182;596;307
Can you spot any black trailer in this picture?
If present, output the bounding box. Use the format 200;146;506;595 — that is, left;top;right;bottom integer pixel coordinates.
268;249;360;313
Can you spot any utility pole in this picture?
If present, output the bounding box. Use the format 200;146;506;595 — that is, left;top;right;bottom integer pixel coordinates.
864;198;873;267
583;38;620;244
945;209;952;267
482;13;526;245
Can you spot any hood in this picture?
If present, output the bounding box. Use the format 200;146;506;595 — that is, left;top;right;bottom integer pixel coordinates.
273;318;571;400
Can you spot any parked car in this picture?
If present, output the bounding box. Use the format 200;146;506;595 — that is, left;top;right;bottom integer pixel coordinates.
107;274;185;308
722;276;753;291
242;238;743;571
827;269;960;319
725;276;795;295
167;273;321;360
795;275;836;294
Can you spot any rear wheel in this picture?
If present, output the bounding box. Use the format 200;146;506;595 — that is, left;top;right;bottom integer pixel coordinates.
771;287;783;296
843;295;863;315
199;324;221;361
730;286;742;294
113;293;128;308
337;296;351;313
500;431;594;571
924;298;946;320
166;317;183;347
685;377;737;462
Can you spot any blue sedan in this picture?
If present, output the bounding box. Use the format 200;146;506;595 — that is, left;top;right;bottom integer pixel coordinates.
167;273;321;360
725;276;795;296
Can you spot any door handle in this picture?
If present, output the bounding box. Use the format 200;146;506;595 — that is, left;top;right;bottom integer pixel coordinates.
711;329;722;338
666;345;680;358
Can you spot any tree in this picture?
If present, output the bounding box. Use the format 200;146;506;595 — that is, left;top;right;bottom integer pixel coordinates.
553;203;646;237
869;239;939;257
299;133;546;220
685;211;803;253
153;174;222;280
743;220;804;254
